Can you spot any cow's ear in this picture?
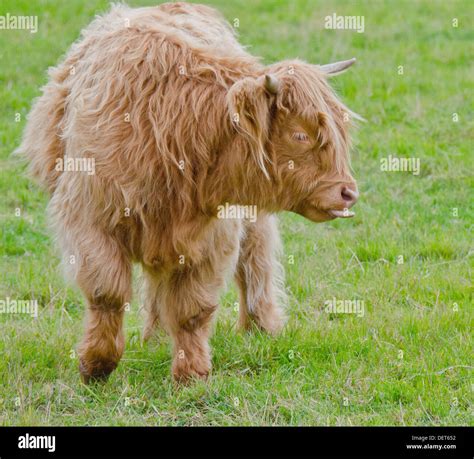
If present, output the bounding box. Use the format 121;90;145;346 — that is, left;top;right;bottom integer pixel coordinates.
226;74;279;179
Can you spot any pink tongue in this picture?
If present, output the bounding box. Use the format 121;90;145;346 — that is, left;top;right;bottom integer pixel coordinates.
329;209;355;218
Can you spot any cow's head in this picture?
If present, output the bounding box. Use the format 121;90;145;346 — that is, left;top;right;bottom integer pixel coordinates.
227;59;359;222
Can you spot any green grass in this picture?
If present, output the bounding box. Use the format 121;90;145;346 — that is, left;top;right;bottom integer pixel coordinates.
0;0;472;426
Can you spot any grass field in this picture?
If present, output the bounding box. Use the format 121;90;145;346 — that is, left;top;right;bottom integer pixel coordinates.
0;0;472;426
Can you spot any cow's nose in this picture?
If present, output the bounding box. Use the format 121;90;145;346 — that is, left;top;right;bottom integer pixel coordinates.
340;186;359;208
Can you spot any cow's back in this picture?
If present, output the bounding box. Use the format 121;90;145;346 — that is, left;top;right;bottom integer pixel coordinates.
33;2;261;257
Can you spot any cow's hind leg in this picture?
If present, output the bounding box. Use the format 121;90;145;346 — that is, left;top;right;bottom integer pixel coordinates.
235;214;286;334
71;232;132;383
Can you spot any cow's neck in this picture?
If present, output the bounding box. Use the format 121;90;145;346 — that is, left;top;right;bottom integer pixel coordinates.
203;134;280;217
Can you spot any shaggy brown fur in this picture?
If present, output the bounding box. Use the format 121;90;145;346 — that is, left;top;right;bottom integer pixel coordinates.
17;2;359;383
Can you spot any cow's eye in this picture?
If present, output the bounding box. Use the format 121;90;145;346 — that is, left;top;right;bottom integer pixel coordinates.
292;132;310;143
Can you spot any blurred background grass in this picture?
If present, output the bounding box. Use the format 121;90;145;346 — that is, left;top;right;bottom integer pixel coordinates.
0;0;472;425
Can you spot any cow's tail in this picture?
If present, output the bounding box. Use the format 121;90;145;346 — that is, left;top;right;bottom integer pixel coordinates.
14;57;75;193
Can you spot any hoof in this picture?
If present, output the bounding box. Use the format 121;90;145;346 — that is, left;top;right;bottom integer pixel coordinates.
172;356;210;385
172;368;209;385
239;311;285;336
79;358;117;384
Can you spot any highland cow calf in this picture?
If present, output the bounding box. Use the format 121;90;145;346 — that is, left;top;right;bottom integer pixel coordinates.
18;2;360;383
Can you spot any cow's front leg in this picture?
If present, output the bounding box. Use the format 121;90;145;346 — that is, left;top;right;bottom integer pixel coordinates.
159;266;223;383
235;214;287;334
150;221;240;383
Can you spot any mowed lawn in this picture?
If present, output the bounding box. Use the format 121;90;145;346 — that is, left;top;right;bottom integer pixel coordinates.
0;0;472;426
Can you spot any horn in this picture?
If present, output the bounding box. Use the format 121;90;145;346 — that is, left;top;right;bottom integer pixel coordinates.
319;58;356;75
264;74;279;94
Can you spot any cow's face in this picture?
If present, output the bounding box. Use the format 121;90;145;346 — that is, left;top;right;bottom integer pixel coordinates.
227;59;359;222
269;110;358;222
